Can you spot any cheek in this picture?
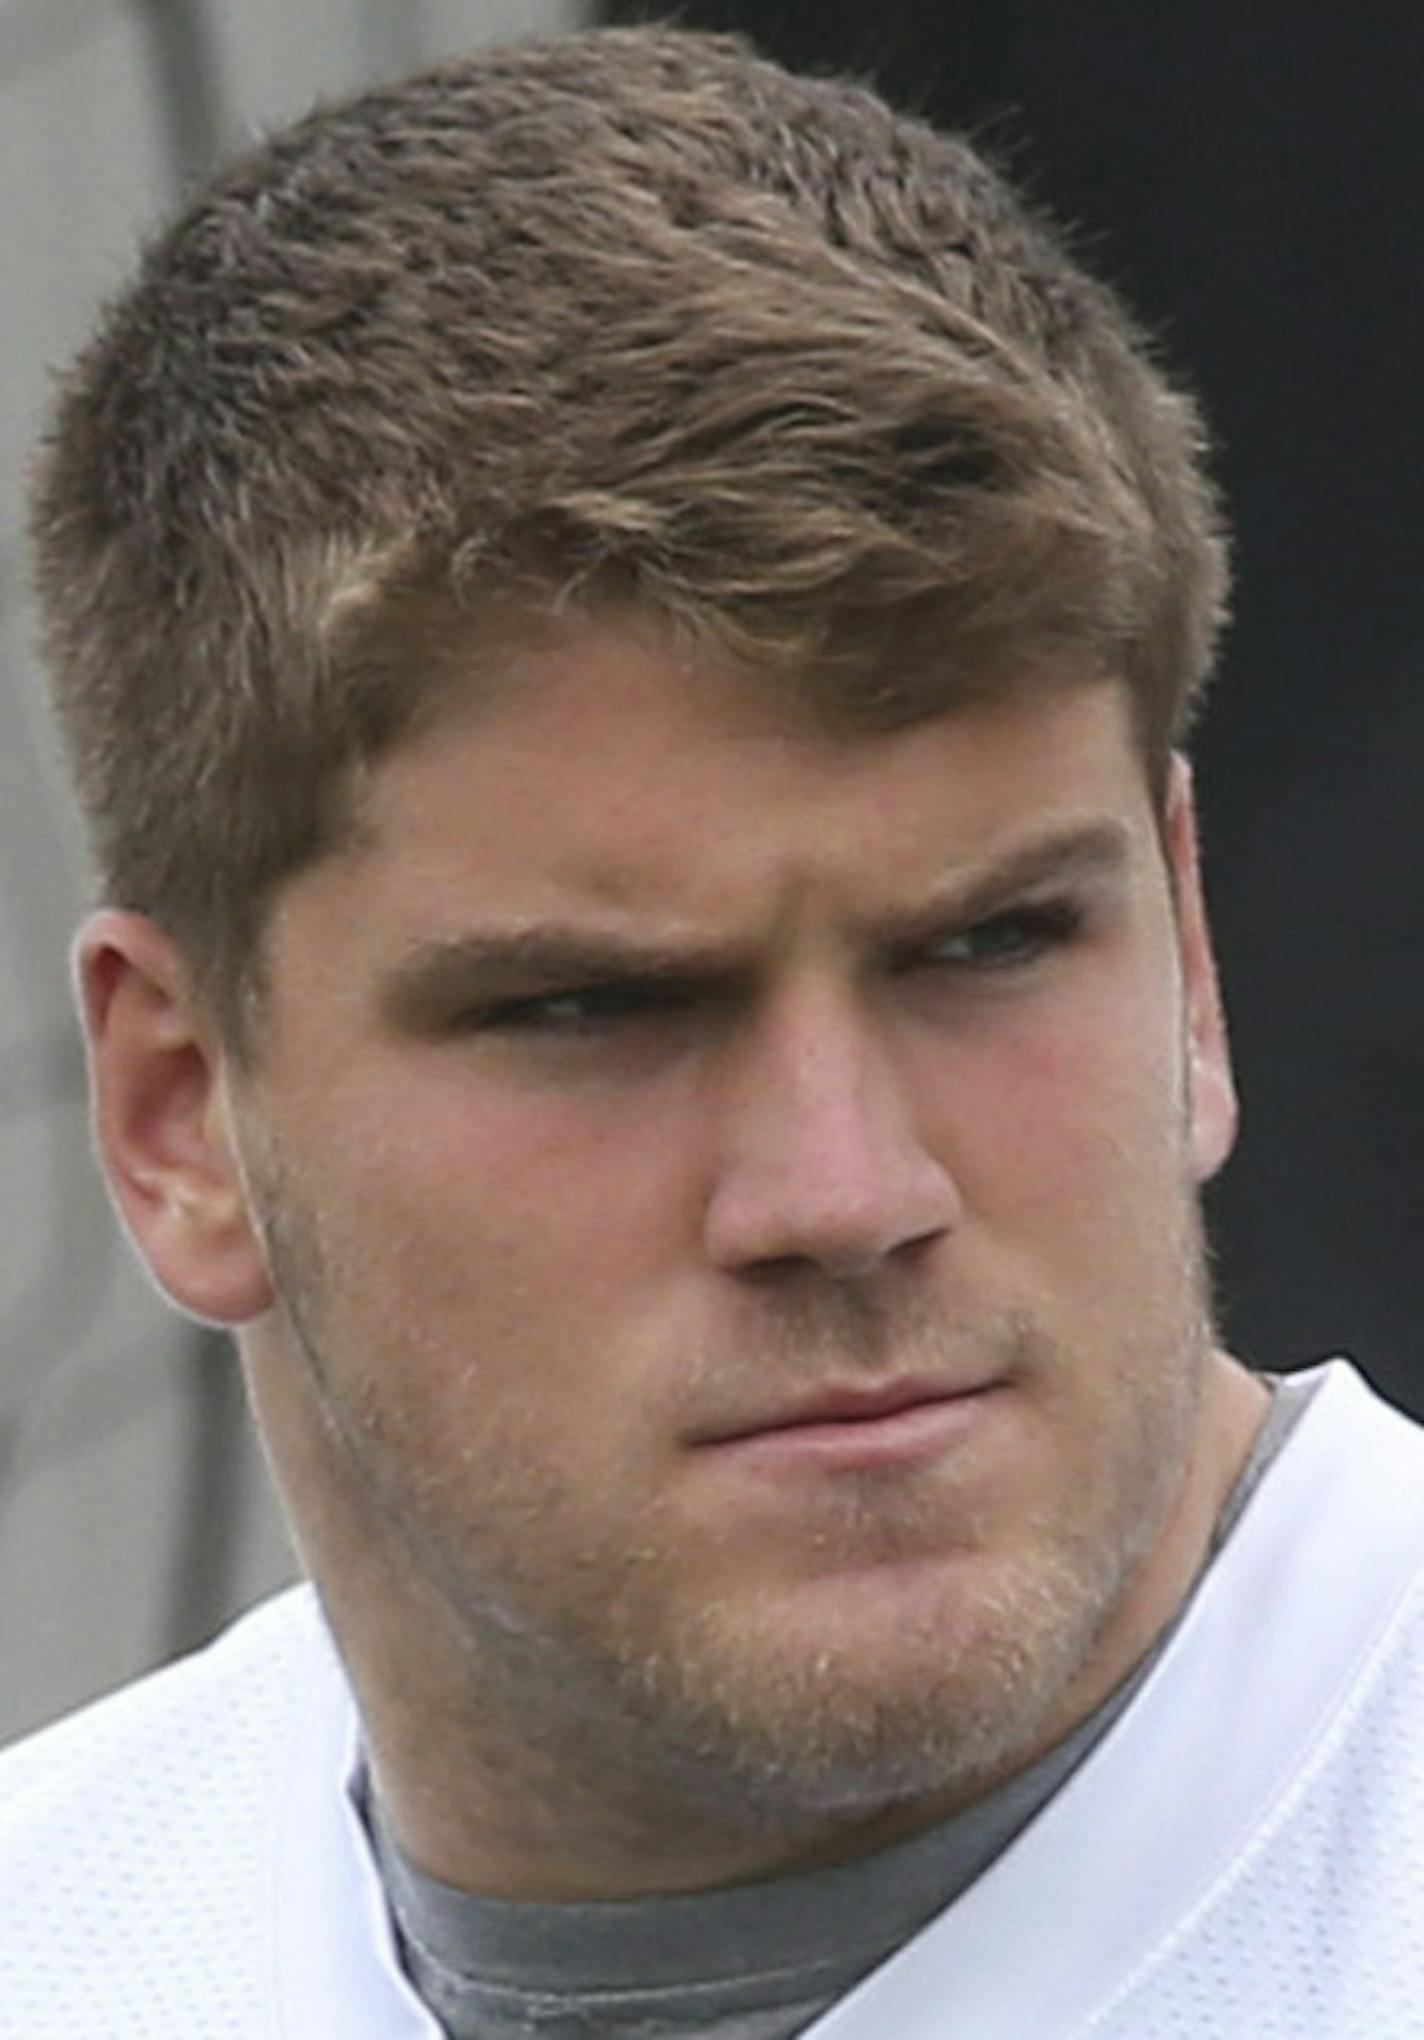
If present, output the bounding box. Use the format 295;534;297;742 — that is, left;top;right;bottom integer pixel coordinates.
285;1070;691;1403
326;1057;681;1236
925;988;1190;1234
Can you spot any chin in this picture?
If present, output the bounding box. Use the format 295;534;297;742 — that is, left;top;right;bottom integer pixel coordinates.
593;1528;1133;1828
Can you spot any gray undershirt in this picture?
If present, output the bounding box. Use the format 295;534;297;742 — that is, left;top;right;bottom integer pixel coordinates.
369;1369;1318;2040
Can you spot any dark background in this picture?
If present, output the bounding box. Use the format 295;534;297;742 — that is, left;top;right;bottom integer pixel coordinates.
602;0;1424;1417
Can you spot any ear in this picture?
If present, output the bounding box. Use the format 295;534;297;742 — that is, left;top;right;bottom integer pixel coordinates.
74;910;275;1326
1162;757;1239;1183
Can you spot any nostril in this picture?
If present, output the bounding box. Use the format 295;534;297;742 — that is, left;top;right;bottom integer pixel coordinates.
704;1153;960;1278
819;1219;949;1283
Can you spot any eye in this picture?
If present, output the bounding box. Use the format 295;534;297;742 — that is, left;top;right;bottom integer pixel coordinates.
470;977;695;1038
918;899;1085;972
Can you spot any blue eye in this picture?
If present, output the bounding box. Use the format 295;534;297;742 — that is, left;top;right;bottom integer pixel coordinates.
922;900;1084;971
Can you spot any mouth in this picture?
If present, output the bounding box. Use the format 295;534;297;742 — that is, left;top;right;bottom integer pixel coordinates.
696;1376;1007;1474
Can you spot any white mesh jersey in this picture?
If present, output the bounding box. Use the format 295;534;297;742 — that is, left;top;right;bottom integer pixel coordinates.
1;1358;1422;2039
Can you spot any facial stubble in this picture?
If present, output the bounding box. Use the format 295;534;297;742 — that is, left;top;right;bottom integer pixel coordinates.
238;1108;1215;1851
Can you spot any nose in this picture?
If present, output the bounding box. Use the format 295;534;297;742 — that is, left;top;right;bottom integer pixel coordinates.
702;986;961;1280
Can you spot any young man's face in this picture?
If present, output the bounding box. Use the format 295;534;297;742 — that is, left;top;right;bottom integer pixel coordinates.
202;612;1242;1879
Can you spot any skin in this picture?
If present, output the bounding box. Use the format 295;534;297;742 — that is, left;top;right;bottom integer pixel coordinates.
81;611;1264;1900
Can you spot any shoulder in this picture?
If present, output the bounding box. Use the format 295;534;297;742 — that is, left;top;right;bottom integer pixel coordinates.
1088;1362;1424;2034
0;1584;341;2036
1251;1355;1424;1538
0;1582;328;1829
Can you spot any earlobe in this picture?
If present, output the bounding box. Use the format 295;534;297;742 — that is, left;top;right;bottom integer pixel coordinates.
75;910;276;1326
1163;758;1239;1184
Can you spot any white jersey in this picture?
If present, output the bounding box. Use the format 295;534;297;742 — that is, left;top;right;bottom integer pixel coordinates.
1;1359;1422;2038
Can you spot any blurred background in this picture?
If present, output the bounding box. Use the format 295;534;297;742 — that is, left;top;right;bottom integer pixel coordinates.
2;0;1420;1744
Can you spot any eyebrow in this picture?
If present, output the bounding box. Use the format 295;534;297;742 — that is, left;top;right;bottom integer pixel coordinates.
378;818;1136;1026
379;925;744;1030
877;817;1134;951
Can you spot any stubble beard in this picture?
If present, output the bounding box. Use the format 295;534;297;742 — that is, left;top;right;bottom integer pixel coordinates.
244;1125;1215;1851
533;1294;1212;1834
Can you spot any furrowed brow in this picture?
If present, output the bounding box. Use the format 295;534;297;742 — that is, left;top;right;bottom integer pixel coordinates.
877;820;1135;946
378;822;1136;1025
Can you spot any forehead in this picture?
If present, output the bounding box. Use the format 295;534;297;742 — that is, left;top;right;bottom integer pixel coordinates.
295;614;1154;941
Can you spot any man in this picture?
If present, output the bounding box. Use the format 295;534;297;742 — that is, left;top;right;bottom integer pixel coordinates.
4;24;1421;2038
